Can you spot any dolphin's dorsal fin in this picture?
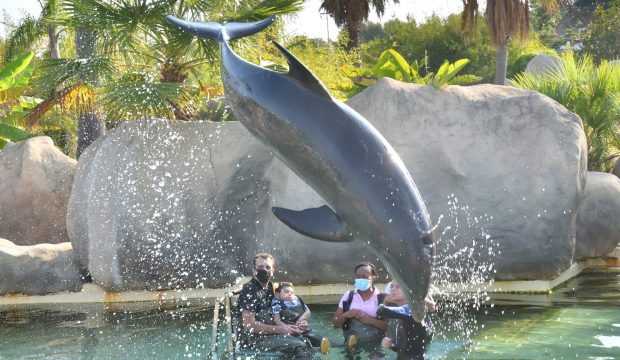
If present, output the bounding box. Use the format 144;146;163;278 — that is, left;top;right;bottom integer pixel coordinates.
271;40;332;100
272;205;353;242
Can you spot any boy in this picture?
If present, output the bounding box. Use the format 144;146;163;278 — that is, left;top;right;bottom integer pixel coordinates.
272;282;331;354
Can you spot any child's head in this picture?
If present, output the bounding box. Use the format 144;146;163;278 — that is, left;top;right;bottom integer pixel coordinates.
388;280;406;303
276;282;295;301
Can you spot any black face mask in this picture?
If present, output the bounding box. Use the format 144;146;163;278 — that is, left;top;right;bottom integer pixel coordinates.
255;269;272;283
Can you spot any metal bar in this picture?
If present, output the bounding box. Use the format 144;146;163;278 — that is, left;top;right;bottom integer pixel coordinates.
225;294;234;354
209;298;221;359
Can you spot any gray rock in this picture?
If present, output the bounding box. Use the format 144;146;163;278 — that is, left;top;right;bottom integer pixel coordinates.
613;158;620;178
525;54;562;76
0;137;76;245
0;238;83;295
347;79;586;281
575;172;620;258
68;79;587;290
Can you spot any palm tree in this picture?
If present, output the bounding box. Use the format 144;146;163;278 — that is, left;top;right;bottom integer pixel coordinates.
4;0;62;60
461;0;562;85
320;0;399;50
10;0;303;157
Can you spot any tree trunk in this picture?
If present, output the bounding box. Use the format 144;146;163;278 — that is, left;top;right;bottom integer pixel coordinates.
74;28;105;158
495;41;509;85
47;25;59;59
346;19;363;65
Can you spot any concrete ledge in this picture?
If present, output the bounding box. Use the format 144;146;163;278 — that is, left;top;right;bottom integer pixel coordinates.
1;251;618;306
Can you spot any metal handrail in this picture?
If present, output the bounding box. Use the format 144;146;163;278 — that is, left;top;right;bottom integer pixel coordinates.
209;297;222;359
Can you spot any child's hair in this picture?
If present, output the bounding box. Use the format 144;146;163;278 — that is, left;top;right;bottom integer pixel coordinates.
275;282;294;293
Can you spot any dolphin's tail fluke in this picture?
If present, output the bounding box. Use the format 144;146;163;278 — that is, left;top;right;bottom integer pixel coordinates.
166;15;276;42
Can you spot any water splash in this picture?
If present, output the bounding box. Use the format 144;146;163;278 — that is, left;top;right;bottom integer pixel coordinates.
430;194;497;354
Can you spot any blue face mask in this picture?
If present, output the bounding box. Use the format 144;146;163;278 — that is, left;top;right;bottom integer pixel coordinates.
355;278;372;292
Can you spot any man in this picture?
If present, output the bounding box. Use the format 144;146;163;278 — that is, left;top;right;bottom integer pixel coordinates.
236;252;314;359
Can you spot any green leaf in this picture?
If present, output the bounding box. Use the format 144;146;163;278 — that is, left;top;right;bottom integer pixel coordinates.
0;123;34;142
0;51;35;91
435;60;450;81
449;59;471;78
18;96;43;110
0;138;8;149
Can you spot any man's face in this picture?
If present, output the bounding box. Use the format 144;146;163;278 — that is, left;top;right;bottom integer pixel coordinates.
252;257;275;278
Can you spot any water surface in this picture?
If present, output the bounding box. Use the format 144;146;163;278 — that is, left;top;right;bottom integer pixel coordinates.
0;269;618;359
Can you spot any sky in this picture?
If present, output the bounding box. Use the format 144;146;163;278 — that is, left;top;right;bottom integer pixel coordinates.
2;0;464;40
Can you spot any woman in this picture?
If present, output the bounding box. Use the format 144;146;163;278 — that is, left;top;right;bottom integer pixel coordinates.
332;262;387;356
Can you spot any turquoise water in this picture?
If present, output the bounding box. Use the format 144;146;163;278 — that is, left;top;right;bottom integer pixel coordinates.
0;269;618;359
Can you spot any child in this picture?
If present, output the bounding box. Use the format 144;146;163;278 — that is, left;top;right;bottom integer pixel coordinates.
272;282;331;354
378;280;435;360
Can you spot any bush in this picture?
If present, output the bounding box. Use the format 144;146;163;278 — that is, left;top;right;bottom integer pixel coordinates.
583;0;620;62
512;51;620;172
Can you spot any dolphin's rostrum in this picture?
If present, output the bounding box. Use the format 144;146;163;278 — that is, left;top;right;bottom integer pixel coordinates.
166;15;435;322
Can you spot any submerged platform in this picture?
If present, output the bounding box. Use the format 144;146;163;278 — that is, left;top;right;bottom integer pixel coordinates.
1;248;618;308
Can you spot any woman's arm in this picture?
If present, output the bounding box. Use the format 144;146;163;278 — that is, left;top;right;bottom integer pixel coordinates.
359;314;388;331
332;307;362;327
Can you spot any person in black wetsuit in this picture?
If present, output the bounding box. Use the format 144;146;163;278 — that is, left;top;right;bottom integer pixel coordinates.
378;279;436;360
236;252;314;359
272;282;331;353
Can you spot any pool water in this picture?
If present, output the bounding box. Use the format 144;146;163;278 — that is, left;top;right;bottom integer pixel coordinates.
0;269;618;359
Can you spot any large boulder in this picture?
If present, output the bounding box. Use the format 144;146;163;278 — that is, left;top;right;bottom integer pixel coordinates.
0;137;76;245
575;172;620;258
0;238;83;295
525;54;562;76
68;120;351;290
348;79;586;280
68;79;587;290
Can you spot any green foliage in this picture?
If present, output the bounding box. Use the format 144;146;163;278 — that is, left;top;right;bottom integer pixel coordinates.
197;99;236;122
255;35;359;100
343;48;481;96
583;0;620;62
0;52;37;148
361;14;556;84
513;51;620;172
0;51;35;92
507;33;557;78
99;73;194;120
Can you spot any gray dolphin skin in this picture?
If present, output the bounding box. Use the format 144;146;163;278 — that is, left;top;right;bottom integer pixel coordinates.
166;15;435;322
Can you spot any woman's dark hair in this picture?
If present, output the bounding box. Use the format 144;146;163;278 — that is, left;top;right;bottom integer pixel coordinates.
354;262;377;276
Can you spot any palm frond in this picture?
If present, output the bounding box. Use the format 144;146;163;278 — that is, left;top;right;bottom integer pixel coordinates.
100;75;195;120
512;50;620;171
31;57;115;96
4;16;47;61
233;0;305;22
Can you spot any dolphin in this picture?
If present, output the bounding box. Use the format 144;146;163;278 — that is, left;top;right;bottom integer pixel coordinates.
166;15;435;322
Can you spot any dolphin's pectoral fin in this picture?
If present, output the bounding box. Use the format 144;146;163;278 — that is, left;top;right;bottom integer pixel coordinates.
272;205;353;242
270;40;332;100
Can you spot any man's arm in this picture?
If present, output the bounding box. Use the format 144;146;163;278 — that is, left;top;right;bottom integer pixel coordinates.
297;307;311;323
241;310;302;336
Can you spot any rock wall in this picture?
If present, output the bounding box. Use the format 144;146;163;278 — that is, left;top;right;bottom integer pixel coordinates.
0;238;83;295
67;79;589;290
575;172;620;258
0;137;76;245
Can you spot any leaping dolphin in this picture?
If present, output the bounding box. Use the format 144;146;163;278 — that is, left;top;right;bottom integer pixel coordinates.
166;15;435;322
